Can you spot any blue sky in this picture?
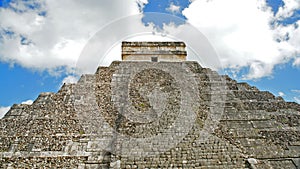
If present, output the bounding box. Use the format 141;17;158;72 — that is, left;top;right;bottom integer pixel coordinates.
0;0;300;117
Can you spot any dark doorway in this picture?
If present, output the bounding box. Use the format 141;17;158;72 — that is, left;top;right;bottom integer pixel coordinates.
151;56;158;62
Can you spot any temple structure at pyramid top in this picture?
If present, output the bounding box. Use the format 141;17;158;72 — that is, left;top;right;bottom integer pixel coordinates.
121;41;187;62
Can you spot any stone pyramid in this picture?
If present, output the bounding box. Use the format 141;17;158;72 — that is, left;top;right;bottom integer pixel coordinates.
0;42;299;168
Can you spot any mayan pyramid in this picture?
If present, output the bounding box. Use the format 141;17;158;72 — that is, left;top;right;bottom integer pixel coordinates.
0;42;299;168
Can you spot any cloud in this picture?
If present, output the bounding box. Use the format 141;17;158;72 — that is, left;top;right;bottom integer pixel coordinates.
292;89;300;93
0;106;10;119
1;0;300;81
293;57;300;66
0;0;141;74
182;0;300;79
278;92;285;96
292;89;300;103
294;97;300;103
276;0;300;19
275;19;300;67
166;2;181;13
21;100;33;105
62;75;79;84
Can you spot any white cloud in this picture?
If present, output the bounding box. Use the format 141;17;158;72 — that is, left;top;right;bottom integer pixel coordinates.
0;0;141;74
293;57;300;66
1;0;300;81
167;2;181;13
21;100;33;105
275;20;300;66
0;106;10;119
278;92;285;96
276;0;300;19
292;89;300;93
294;97;300;103
62;75;79;84
292;89;300;103
183;0;300;79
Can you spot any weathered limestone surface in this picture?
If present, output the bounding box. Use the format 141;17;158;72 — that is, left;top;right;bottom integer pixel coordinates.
122;42;187;62
0;61;299;169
